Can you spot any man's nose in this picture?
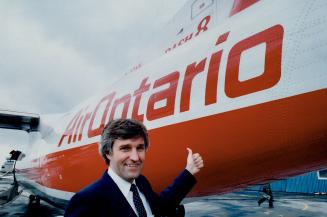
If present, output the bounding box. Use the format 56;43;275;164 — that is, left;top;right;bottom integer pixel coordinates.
129;149;139;161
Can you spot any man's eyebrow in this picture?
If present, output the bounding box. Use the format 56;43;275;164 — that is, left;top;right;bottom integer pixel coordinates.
119;144;131;148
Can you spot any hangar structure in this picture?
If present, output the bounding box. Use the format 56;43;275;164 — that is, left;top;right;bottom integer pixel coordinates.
252;170;327;194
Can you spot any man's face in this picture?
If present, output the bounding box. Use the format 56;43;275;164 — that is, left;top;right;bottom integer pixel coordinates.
106;137;146;183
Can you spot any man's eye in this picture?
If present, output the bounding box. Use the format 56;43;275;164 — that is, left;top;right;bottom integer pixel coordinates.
120;147;130;151
137;146;145;151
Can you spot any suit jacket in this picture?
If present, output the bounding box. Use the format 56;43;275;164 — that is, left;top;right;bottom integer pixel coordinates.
64;169;196;217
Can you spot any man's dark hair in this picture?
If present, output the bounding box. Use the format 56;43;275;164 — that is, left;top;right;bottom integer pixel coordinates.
99;119;149;165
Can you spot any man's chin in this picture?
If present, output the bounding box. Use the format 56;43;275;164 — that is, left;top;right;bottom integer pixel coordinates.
126;171;140;179
123;166;142;180
123;175;139;183
130;171;140;177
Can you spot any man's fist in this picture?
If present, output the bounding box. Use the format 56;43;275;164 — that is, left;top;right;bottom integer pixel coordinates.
185;148;204;175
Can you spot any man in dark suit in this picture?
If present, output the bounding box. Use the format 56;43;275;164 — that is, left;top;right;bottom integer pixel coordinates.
65;119;204;217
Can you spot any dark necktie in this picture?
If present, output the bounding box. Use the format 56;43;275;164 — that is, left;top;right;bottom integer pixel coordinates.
130;183;147;217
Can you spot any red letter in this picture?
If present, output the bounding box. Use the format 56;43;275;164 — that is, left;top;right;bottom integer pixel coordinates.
147;71;180;120
225;25;283;98
180;58;207;112
195;16;210;37
73;115;83;142
165;47;172;54
178;38;185;46
78;111;91;141
205;50;223;105
215;31;230;46
109;94;132;120
178;33;194;47
205;32;229;105
184;33;193;43
132;77;151;122
88;93;115;138
58;110;82;147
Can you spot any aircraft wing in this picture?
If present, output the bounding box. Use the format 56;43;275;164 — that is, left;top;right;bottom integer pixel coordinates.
0;109;40;132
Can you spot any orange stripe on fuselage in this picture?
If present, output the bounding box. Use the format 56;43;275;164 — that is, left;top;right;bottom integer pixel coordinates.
229;0;259;17
24;88;327;196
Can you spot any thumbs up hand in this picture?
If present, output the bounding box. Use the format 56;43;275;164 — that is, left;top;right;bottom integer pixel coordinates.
185;148;204;175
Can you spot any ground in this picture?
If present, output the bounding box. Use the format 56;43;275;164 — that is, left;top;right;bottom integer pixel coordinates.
1;178;327;217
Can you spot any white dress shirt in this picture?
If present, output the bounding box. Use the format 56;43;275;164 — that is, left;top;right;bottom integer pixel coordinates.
108;167;154;217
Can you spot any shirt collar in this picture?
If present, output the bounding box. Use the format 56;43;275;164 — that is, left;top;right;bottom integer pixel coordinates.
108;166;135;198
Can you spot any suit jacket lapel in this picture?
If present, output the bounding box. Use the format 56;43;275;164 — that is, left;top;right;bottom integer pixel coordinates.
100;172;138;217
136;176;157;215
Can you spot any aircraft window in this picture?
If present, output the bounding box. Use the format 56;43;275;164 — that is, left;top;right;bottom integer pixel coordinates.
317;169;327;180
191;0;214;19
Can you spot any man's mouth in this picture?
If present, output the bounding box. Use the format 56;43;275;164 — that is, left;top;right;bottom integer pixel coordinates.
125;164;140;168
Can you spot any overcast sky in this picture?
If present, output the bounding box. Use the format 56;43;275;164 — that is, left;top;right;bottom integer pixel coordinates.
0;0;188;162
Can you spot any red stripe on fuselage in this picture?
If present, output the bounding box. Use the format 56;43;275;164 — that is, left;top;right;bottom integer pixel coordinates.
229;0;259;17
22;88;327;196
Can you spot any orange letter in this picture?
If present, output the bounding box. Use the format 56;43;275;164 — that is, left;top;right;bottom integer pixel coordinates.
147;71;180;120
58;110;82;147
88;93;115;138
195;16;211;36
132;78;151;122
180;58;207;112
109;94;132;120
225;25;283;98
205;50;223;105
205;32;230;105
78;111;91;141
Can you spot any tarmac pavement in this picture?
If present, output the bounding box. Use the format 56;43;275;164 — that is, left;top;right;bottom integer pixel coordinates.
1;177;326;217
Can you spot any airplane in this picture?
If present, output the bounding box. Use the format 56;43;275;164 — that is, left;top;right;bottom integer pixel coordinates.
0;0;326;209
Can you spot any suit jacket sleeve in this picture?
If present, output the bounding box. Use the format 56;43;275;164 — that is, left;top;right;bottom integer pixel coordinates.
160;169;196;213
142;169;196;216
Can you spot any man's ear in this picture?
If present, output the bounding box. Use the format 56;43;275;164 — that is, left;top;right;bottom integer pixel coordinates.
105;151;112;160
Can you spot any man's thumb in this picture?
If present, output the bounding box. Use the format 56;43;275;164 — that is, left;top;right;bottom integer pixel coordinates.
187;148;193;158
